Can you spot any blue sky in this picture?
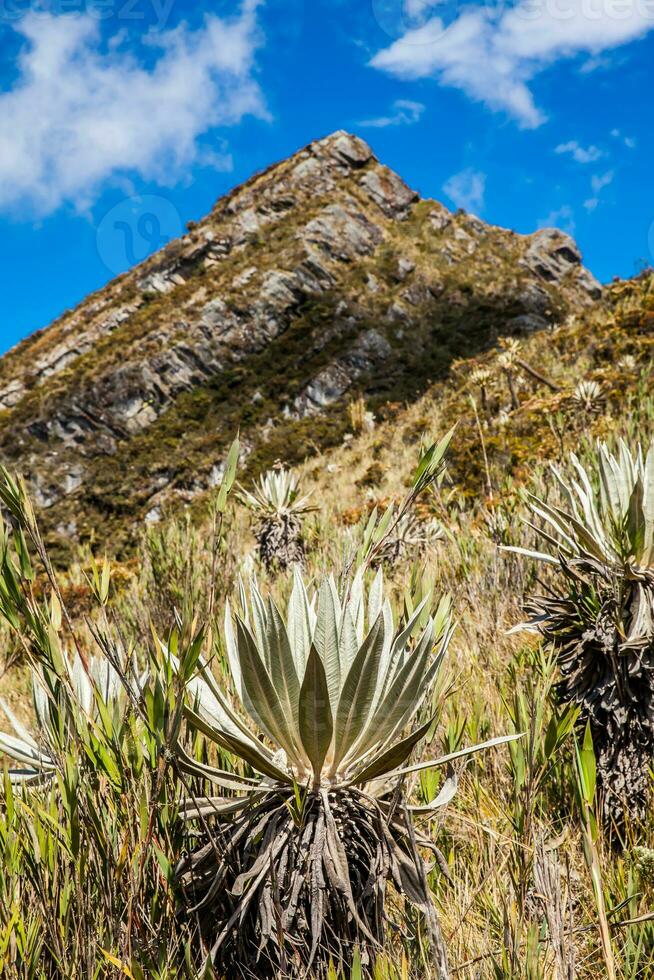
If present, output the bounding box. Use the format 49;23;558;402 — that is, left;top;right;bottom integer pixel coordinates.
1;0;653;355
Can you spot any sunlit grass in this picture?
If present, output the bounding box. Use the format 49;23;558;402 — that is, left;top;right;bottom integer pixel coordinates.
1;273;654;976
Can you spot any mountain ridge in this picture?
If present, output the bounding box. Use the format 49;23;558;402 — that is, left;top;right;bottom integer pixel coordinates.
0;130;604;557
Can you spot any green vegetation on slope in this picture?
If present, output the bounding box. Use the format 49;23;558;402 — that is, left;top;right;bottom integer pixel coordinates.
0;132;600;563
0;271;653;977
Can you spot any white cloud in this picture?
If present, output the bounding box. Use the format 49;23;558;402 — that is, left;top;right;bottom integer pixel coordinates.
579;53;613;72
555;140;603;163
443;167;486;212
358;98;425;128
539;204;575;234
611;127;637;147
591;169;614;192
370;0;654;128
0;4;267;215
584;169;614;210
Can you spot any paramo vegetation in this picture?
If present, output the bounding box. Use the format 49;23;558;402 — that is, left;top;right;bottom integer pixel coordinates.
2;270;654;977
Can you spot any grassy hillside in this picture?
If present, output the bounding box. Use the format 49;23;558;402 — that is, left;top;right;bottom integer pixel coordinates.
0;132;600;563
0;270;653;977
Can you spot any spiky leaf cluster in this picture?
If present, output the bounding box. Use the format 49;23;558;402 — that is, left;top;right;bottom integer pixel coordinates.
238;468;314;518
374;513;445;567
572;379;605;414
510;440;654;821
0;654;123;784
173;570;515;975
238;468;315;570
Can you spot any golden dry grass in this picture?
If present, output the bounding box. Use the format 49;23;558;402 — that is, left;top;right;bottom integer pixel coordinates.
1;272;654;977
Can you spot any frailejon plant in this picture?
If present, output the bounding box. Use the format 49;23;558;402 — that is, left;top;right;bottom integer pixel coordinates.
373;512;445;568
468;367;492;414
0;652;121;784
238;466;315;571
0;467;190;975
507;439;654;822
572;379;605;415
497;339;522;411
0;482;130;788
171;568;519;977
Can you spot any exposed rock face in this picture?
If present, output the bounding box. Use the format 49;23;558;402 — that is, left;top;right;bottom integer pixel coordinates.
522;229;602;299
294;329;392;417
0;130;604;555
303;202;383;259
359;168;418;217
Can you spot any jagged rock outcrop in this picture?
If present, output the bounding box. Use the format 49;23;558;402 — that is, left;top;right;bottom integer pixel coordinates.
0;131;603;556
522;228;602;299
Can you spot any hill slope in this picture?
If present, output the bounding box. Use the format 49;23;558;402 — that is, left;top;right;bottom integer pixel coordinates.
295;269;654;521
0;130;602;557
4;136;654;979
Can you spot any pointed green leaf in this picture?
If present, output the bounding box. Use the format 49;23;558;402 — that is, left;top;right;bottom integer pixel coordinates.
314;578;342;708
352;717;433;785
382;732;525;780
217;438;239;513
183;704;290;783
298;645;333;781
331;613;386;772
287;567;314;676
236;617;299;761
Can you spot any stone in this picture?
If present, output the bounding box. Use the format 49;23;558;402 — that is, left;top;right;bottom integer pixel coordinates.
523;228;601;299
200;298;230;329
464;215;486;235
429;207;452;232
0;379;25;410
293;329;391;417
37;345;82;379
428;280;445;299
517;282;551;314
232;266;258;289
236;209;262;237
295;250;335;291
291;156;323;183
453;226;479;254
31;480;58;509
327;131;374;169
138;271;177;294
359;168;419;217
302;204;382;260
56;520;78;537
507;313;550;334
259;270;300;307
62;467;84;495
387;302;409;323
577;267;603;300
397;258;416;281
401;283;428;306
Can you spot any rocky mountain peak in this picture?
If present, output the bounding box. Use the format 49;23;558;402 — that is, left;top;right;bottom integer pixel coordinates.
0;131;602;557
